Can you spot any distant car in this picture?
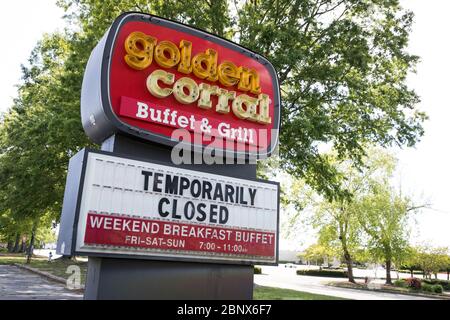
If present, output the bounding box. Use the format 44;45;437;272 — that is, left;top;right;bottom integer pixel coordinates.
284;263;297;268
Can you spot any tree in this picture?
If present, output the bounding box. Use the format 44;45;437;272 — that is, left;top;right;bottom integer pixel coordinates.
300;242;337;267
236;0;426;200
442;255;450;281
400;246;421;278
355;182;420;284
416;246;449;279
297;148;407;283
0;0;426;250
0;33;86;261
0;210;30;253
312;196;362;282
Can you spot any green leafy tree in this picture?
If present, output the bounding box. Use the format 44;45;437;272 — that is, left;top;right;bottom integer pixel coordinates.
303;148;403;283
416;246;449;279
313;195;362;282
299;242;338;267
355;182;421;284
442;254;450;281
400;246;421;278
235;0;426;200
0;210;30;253
0;0;426;258
0;33;87;261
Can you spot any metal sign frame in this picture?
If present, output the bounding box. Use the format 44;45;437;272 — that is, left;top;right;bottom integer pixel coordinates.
58;148;280;266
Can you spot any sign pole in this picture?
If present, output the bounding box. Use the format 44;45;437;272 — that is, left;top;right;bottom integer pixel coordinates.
84;258;253;300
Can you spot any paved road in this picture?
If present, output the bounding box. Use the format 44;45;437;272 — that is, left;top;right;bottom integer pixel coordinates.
0;265;82;300
254;265;438;300
0;263;440;300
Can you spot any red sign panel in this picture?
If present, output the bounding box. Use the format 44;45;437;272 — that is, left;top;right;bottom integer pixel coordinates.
81;13;280;157
84;212;276;258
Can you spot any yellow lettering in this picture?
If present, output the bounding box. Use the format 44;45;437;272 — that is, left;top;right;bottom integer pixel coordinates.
146;69;175;98
154;40;180;68
238;67;261;94
173;77;199;104
192;49;218;81
255;94;272;124
232;94;259;120
124;32;273;125
198;83;219;109
216;89;235;114
178;40;193;74
218;61;240;87
124;32;157;70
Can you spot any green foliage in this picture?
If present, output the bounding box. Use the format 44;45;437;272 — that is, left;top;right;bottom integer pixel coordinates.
299;243;338;265
431;284;443;294
246;0;427;201
0;1;426;245
415;246;449;279
421;282;433;292
423;279;450;291
254;266;262;274
420;282;443;294
305;149;398;281
296;269;348;278
400;246;422;273
353;172;420;277
253;285;344;300
393;279;407;288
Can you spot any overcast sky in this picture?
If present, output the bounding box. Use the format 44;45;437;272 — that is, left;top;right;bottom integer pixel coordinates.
0;1;448;250
391;0;450;248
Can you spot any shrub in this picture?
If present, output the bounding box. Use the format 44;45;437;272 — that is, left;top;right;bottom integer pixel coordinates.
422;283;433;292
432;285;443;294
254;267;262;274
423;279;450;291
405;278;422;290
296;269;348;278
393;279;407;288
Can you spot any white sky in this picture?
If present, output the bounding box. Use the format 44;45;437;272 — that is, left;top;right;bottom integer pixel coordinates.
0;1;448;249
392;0;450;248
0;1;65;110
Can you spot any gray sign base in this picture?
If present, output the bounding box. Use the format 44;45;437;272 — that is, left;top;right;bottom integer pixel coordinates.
84;134;255;300
84;257;254;300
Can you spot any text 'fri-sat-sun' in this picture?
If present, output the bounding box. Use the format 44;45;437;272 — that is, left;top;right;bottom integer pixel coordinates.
123;31;272;125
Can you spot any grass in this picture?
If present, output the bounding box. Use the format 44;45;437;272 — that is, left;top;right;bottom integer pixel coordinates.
328;280;450;299
0;253;88;284
253;285;345;300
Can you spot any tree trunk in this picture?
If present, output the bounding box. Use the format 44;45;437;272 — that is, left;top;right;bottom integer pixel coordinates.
13;233;20;253
410;269;413;278
447;269;449;281
26;224;37;264
385;260;392;285
343;250;355;283
7;239;14;253
19;239;26;253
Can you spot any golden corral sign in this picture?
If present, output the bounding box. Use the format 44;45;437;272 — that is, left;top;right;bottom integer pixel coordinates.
81;12;280;157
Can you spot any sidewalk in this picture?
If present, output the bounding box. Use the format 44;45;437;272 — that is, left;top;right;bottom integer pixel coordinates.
0;265;82;300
